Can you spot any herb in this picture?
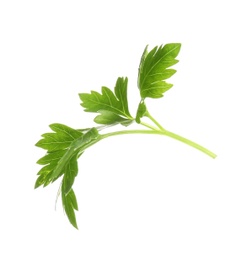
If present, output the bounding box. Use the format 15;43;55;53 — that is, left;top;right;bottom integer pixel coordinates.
35;43;216;229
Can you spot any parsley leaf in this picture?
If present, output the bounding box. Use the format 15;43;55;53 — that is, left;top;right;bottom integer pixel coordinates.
35;124;83;187
61;186;79;229
136;100;147;124
35;124;99;228
138;43;181;99
36;123;82;153
79;77;133;125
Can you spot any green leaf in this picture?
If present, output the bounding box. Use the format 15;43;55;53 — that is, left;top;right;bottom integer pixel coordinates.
35;164;56;188
35;124;84;188
94;111;132;125
61;186;79;229
36;150;66;165
79;77;133;125
49;127;99;182
138;43;181;99
36;124;82;152
136;100;147;123
35;126;99;187
63;153;79;195
137;45;148;89
36;125;100;228
61;155;80;228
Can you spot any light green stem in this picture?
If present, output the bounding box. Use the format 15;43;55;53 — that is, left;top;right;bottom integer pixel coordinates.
100;129;216;158
145;111;166;131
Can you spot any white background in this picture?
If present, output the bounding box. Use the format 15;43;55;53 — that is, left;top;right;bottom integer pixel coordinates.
1;0;247;259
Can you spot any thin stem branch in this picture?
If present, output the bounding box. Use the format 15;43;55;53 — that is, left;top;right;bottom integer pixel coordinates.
145;110;166;131
139;121;159;131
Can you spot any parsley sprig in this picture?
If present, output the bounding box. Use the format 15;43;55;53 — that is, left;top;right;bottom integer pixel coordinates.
35;43;216;229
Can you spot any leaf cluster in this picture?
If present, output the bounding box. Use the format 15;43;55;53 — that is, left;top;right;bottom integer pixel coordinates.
36;124;99;228
35;43;215;229
79;77;134;126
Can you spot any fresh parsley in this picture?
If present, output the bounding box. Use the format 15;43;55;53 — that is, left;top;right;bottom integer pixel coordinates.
35;43;216;229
